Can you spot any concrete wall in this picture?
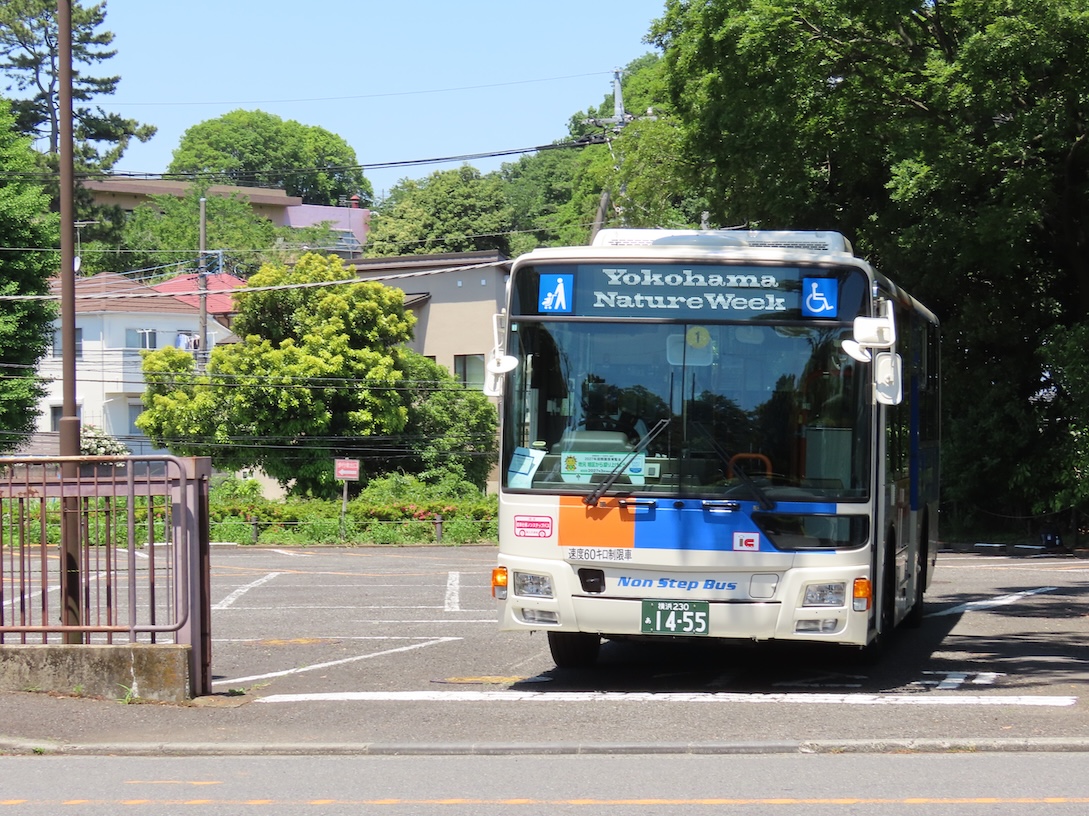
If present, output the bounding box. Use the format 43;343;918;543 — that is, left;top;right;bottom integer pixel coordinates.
0;645;192;703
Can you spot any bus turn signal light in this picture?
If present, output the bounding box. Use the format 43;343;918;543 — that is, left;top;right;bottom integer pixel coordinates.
853;577;871;612
492;567;508;600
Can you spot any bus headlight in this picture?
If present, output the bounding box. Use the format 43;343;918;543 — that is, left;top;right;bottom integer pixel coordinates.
513;572;554;598
803;582;846;607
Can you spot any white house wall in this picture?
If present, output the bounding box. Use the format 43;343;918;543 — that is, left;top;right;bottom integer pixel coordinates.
37;310;221;453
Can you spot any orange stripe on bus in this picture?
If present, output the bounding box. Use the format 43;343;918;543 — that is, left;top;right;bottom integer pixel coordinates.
558;496;636;548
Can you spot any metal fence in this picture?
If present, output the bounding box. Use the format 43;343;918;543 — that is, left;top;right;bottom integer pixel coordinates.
0;455;211;695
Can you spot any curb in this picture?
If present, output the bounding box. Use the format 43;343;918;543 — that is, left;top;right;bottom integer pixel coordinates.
5;737;1089;757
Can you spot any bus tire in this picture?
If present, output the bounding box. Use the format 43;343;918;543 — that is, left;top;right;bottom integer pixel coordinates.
548;631;601;668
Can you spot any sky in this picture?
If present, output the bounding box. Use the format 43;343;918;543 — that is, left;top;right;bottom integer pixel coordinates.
102;0;667;199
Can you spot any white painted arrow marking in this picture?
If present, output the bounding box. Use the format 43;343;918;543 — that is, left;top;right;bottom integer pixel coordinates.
926;586;1057;618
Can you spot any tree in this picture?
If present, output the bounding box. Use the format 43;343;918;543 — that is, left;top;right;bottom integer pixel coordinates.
0;99;58;451
502;146;583;255
0;0;155;169
365;166;513;257
115;184;339;279
389;353;498;490
500;54;701;252
650;0;1089;530
168;110;373;207
137;252;497;496
138;253;411;496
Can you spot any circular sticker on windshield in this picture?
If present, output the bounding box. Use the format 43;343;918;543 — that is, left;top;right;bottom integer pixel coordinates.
686;326;711;348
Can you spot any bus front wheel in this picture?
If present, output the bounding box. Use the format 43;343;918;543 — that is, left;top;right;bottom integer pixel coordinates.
548;631;601;668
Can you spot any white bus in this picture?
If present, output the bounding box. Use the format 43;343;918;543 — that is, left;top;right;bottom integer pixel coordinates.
486;229;939;667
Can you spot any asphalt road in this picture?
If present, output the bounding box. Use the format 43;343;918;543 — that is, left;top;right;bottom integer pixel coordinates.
4;753;1089;816
0;545;1087;753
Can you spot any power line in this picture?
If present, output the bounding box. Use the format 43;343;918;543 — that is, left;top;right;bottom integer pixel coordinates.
111;71;612;108
0;139;588;183
0;259;504;302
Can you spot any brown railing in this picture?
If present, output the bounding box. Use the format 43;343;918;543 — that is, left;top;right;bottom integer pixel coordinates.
0;451;198;644
0;455;211;693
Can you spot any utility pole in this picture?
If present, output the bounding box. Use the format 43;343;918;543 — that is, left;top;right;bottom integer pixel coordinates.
198;197;207;371
582;69;655;241
57;0;83;642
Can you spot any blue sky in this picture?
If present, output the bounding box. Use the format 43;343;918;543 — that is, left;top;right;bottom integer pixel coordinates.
103;1;666;198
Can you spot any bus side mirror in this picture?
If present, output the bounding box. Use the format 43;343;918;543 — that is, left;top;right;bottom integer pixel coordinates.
852;313;895;349
874;351;903;405
483;311;517;397
841;301;896;363
483;353;517;397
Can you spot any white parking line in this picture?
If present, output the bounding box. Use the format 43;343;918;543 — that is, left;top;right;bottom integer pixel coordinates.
255;690;1077;706
214;637;460;686
445;572;461;612
213;572;282;610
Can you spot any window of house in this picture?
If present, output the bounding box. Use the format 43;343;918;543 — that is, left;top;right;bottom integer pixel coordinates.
453;354;485;389
127;402;144;435
125;328;158;356
52;328;82;359
49;404;81;432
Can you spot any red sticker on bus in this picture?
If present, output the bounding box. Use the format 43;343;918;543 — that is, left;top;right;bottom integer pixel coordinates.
514;515;553;538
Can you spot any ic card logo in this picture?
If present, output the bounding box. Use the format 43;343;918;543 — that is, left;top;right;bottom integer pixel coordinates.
733;532;759;551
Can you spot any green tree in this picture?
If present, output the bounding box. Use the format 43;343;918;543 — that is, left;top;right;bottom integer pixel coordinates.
393;353;497;490
168;110;373;207
502;146;583;255
0;99;57;451
137;252;497;495
650;0;1089;529
0;0;155;169
366;166;513;256
115;185;338;279
138;253;411;496
501;54;699;251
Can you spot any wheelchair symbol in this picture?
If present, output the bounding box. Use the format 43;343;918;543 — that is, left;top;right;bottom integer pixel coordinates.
803;279;837;317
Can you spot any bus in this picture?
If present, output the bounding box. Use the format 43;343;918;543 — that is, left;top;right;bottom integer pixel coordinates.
486;229;939;667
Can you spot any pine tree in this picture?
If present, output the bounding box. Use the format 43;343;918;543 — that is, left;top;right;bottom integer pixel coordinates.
0;0;155;170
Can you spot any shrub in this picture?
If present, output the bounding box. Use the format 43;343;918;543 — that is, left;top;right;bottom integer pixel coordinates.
206;473;496;546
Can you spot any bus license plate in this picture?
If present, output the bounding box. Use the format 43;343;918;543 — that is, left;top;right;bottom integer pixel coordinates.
641;600;709;636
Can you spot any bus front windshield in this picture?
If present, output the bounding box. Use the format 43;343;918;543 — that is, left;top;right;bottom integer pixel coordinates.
502;320;870;502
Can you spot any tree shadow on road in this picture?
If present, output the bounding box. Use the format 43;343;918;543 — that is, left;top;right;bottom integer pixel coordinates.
512;576;1089;695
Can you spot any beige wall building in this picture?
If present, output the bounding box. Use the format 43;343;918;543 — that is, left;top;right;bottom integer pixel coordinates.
349;250;509;388
81;178;303;222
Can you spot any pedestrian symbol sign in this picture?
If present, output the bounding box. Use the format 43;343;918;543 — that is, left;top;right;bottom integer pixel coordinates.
539;274;573;313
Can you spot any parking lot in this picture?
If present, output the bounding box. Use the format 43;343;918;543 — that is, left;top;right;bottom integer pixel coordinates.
129;544;1082;745
2;543;1088;752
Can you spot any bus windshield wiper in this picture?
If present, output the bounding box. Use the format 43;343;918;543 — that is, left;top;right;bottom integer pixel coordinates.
583;418;671;507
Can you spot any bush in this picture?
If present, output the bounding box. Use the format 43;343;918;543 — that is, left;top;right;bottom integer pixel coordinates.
206;473;496;546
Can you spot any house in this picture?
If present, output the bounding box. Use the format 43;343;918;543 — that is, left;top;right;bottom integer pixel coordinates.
82;178;369;257
81;178;303;222
348;250;509;388
31;247;508;486
151;271;246;333
30;272;232;456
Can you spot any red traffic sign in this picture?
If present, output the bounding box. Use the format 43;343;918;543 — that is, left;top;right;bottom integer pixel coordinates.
334;458;360;481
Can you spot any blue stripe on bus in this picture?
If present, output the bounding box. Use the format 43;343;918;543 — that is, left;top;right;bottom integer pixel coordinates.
630;500;839;552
